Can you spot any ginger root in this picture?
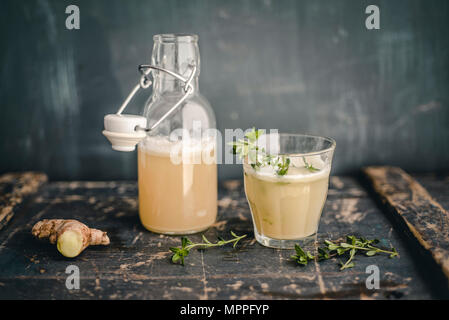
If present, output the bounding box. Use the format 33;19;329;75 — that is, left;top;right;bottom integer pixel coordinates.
32;219;110;258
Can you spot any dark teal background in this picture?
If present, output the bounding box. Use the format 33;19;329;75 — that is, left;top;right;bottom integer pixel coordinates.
1;0;448;180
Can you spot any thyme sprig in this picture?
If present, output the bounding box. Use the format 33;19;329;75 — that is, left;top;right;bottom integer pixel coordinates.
291;235;398;270
170;231;247;265
230;128;321;175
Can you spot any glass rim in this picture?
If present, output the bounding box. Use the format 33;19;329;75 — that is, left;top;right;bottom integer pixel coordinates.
153;33;199;43
258;132;336;157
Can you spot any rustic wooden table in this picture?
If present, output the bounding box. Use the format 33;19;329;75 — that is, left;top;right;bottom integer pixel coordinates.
0;168;448;299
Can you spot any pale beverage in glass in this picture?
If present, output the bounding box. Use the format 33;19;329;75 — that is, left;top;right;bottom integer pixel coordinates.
243;133;335;248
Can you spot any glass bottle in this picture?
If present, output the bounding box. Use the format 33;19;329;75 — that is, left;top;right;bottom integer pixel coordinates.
137;34;217;235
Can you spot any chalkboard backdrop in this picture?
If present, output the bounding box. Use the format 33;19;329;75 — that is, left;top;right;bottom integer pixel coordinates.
1;0;448;180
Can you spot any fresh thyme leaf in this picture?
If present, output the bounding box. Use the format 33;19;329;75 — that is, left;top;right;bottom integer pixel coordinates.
291;244;315;266
276;156;290;176
169;246;190;265
347;235;356;245
389;247;398;258
302;157;320;172
170;231;247;266
251;162;262;171
295;244;306;257
339;261;355;270
181;237;192;248
245;127;264;142
171;253;180;263
169;247;179;254
317;247;330;261
202;234;212;244
339;248;357;270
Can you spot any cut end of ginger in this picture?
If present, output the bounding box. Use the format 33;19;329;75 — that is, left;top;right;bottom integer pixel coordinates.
57;230;84;258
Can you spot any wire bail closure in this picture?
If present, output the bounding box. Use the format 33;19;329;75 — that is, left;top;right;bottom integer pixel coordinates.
115;63;197;132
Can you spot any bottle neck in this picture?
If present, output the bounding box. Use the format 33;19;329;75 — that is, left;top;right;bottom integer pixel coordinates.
153;76;199;95
151;34;200;95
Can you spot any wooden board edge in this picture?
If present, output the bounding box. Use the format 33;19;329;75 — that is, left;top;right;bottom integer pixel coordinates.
362;166;449;287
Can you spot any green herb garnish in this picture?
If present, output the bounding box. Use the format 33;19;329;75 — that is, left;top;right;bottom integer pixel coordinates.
230;128;323;175
276;156;290;176
230;128;291;175
170;231;247;265
292;235;398;270
231;128;264;161
302;156;320;173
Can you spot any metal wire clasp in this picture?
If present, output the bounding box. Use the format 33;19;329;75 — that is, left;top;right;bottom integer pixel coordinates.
115;63;197;132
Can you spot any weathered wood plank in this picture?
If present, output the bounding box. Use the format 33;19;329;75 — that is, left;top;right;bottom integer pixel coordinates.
414;174;449;212
0;176;439;299
0;172;47;231
363;166;449;285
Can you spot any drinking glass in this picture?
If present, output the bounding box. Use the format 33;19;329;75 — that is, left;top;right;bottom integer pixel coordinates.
243;133;336;249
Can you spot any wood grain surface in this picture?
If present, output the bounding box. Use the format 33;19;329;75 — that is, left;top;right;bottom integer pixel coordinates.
363;166;449;286
1;174;447;299
0;172;47;231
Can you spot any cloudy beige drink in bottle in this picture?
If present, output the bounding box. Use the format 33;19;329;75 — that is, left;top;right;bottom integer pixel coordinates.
138;138;217;234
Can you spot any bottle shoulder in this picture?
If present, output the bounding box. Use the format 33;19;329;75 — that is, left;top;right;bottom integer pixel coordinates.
143;92;216;132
